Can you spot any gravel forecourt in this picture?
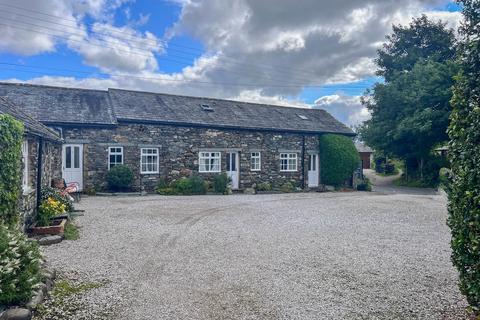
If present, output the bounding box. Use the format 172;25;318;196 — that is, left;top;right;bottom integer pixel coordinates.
39;191;468;319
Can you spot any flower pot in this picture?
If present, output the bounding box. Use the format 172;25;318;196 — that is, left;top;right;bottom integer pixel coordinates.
30;218;67;235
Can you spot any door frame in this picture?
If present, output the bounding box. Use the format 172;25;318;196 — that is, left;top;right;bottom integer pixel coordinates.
307;153;320;188
62;144;84;191
226;151;240;190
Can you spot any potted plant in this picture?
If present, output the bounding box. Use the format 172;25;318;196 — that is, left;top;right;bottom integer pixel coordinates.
30;197;68;235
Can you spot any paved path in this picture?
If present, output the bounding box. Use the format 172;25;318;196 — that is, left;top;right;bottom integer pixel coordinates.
41;193;466;319
363;169;437;195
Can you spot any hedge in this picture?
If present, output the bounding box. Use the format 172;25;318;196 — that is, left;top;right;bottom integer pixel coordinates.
446;0;480;310
0;114;24;226
319;134;359;187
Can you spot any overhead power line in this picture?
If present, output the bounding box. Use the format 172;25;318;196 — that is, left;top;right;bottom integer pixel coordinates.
0;14;321;84
0;21;334;86
0;62;375;90
0;3;337;80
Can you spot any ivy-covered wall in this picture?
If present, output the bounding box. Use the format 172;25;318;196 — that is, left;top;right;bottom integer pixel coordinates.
0;114;23;226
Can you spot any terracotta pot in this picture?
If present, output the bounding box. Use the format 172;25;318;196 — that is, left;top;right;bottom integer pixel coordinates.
30;218;67;235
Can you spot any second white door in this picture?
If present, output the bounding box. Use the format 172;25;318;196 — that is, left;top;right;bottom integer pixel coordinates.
226;152;239;190
62;144;83;191
308;153;319;187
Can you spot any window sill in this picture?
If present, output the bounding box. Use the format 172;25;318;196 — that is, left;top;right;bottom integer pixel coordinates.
280;170;298;173
250;169;261;172
141;172;159;175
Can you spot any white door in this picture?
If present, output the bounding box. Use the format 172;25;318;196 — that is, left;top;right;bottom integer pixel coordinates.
226;152;240;190
308;154;319;187
62;144;83;191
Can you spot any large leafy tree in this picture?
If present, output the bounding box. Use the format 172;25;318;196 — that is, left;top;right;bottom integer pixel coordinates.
447;0;480;311
360;16;457;180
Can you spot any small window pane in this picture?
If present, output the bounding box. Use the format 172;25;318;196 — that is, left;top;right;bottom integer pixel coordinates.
74;146;80;168
66;146;72;169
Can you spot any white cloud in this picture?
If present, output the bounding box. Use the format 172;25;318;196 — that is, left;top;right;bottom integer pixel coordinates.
0;0;462;127
68;23;163;73
314;94;371;127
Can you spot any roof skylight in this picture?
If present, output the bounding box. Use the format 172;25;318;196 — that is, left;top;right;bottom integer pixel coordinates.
297;114;308;120
200;104;214;112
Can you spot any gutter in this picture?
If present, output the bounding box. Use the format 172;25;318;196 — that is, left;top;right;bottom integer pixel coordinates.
36;137;43;211
117;118;356;136
301;135;306;189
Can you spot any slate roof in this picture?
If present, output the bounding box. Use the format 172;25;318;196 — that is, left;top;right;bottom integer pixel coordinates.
0;82;354;135
0;82;116;125
355;142;373;153
109;89;354;135
0;96;61;142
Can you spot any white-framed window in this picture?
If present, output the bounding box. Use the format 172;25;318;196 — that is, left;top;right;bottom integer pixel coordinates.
199;151;221;173
21;140;29;193
140;148;159;174
280;153;298;172
250;152;261;171
108;146;123;169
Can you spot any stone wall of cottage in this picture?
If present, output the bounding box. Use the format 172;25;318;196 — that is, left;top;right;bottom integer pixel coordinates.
20;136;62;230
61;123;320;192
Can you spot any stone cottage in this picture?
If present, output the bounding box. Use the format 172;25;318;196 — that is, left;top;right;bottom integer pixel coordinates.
0;96;62;228
0;82;354;192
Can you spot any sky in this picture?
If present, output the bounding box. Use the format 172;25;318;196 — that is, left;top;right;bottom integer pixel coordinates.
0;0;462;128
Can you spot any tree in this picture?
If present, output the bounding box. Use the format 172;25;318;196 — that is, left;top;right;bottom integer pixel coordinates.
447;0;480;311
360;16;457;182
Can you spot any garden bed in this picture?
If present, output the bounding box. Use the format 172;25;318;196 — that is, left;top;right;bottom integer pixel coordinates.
30;218;67;235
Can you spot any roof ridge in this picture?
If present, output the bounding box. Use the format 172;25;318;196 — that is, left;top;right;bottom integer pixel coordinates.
0;81;107;93
108;87;315;111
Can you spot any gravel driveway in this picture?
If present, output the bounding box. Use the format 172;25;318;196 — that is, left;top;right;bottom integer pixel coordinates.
41;192;467;319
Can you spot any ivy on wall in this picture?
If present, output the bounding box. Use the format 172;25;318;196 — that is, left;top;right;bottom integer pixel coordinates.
0;114;24;226
319;134;359;187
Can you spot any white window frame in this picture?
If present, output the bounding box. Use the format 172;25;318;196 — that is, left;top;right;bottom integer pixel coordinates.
250;152;261;171
280;153;298;172
199;151;221;173
140;148;159;174
22;140;29;193
108;146;123;170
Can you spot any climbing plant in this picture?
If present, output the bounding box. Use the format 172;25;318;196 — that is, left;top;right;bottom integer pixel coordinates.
0;114;24;226
319;134;359;187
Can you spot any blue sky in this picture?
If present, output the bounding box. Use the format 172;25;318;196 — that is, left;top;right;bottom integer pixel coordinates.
0;0;461;126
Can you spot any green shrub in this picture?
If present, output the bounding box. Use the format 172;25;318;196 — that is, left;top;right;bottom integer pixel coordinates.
189;175;207;194
357;178;372;191
156;176;207;195
0;115;24;226
156;187;176;195
0;223;42;306
319;134;360;187
106;165;134;191
280;182;295;193
41;186;74;212
256;182;272;192
174;177;193;195
213;174;229;194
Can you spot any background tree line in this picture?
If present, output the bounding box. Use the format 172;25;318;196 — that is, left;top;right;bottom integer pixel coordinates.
359;15;458;186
